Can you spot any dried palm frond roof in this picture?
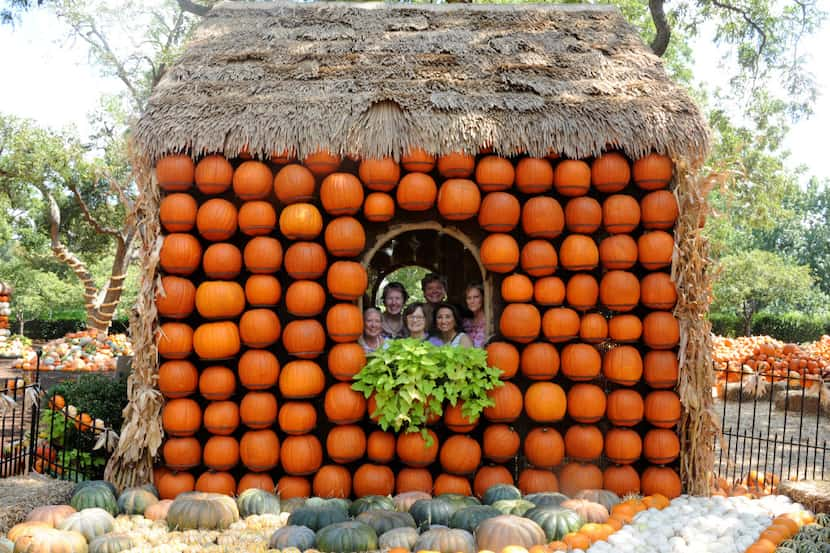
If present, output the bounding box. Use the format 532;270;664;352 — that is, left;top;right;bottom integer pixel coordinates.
134;0;709;166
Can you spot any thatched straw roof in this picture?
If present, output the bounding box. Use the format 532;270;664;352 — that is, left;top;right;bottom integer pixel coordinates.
134;0;709;165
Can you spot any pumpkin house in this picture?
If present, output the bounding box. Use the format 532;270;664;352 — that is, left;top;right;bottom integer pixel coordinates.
106;0;716;499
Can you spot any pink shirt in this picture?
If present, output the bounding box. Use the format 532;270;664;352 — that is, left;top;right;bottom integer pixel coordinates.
462;317;486;348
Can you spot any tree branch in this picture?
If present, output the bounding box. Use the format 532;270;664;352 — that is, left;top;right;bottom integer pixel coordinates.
66;177;121;237
709;0;768;71
176;0;210;17
32;182;99;305
649;0;671;56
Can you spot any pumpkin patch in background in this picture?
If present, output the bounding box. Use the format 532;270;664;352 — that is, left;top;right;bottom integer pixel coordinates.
151;146;685;502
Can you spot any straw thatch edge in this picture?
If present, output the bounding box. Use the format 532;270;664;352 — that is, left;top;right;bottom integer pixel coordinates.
673;162;717;496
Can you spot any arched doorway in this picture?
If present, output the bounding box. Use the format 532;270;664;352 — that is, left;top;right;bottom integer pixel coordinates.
361;221;495;340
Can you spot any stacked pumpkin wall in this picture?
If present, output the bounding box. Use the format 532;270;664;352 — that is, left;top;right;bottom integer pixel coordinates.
153;146;682;499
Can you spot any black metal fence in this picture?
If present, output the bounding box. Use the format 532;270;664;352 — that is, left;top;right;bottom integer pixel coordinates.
0;352;116;481
714;362;829;488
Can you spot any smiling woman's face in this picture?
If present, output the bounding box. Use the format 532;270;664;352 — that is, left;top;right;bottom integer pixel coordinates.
435;307;457;334
466;287;483;313
364;310;382;337
423;281;446;304
405;307;426;334
383;289;405;315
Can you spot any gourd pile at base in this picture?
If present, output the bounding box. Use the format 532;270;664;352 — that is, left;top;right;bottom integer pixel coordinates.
1;480;823;553
152;147;684;501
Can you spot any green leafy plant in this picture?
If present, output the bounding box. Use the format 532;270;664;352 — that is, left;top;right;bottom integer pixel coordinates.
48;374;128;430
352;338;502;442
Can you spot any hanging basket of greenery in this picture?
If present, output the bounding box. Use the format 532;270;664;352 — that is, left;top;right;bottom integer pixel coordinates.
352;338;503;443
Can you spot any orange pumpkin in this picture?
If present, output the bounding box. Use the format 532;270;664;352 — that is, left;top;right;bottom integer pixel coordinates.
278;476;312;499
195;281;246;319
162;398;201;437
238;201;277;236
199;365;237;401
203;436;240;471
534;277;566;306
608;314;643;342
483;381;524;423
602;345;643;386
203;400;240;435
327;343;367;381
501;274;534;303
437;152;475;178
479;192;521;232
515;157;553;194
303;150;341;177
633;153;673;190
638;230;674;270
397;430;439;467
644;350;679;389
243;236;283;274
367;430;396;464
281;434;323;476
567;383;606;423
279;402;318;435
521;196;564;238
599;234;638;270
439;434;482;475
284;241;327;279
237;473;275;494
326;425;367;464
438;178;481;220
321;172;364;215
240;391;278;429
325;216;366;257
285;280;327;317
324;382;367;424
542;306;580;342
518;468;559;494
202;243;242;280
163;436;201;470
233;161;273;200
160;234;202;276
239;309;281;348
476;155;515;192
564;424;604;461
353;464;395;497
327;261;368;301
359;158;400;191
554;159;591;196
473;465;514;498
559;234;598;271
642;311;680;349
644;390;681;428
158;360;198;398
279;360;326;398
560;343;601;381
363;192;395;222
481;233;520;273
483;424;521;463
640;189;679;229
396;172;437;211
433;473;473;497
604;427;642;464
274;164;316;204
244;274;281;307
643;428;680;464
157;322;194;360
579;312;608;343
240;429;280;472
565;197;602;234
524;426;564;468
520;240;558;277
520;342;560;380
523;382;566;422
156;276;196;320
195;154;233;194
640;272;677;310
591;152;630;193
156;154;195;191
603;464;641;496
640;466;681;498
603;194;641;234
606;389;644;427
599;270;640;312
499;303;540;343
160;193;198;232
559;462;603;496
401;147;436;173
566;273;599;311
238;349;280;390
280;203;324;240
196;198;238;241
486;341;520;380
312;465;352;498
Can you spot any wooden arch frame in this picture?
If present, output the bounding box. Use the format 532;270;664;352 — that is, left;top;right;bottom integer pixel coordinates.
359;220;495;340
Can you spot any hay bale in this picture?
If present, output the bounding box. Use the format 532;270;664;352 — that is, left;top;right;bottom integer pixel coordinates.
778;480;830;514
774;390;828;415
0;473;74;534
722;378;771;401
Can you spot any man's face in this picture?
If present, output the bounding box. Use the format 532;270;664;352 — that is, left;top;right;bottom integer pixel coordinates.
424;281;446;304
